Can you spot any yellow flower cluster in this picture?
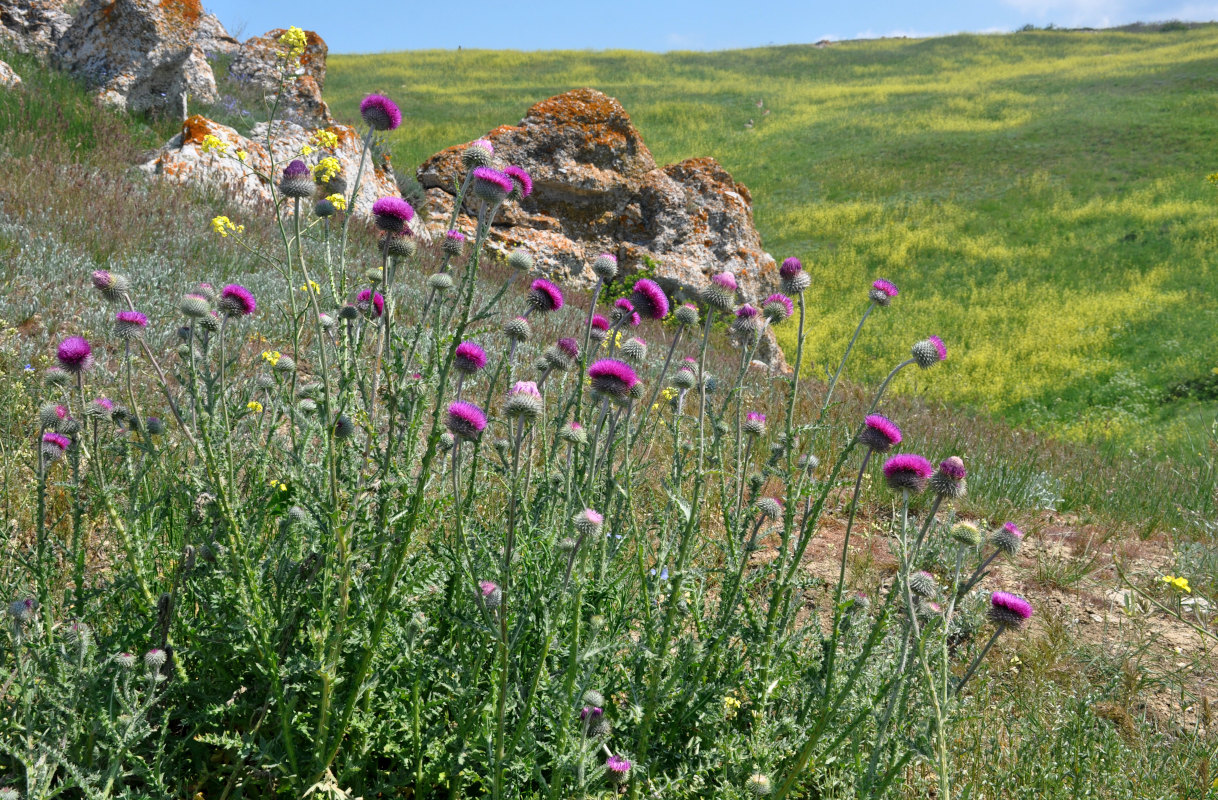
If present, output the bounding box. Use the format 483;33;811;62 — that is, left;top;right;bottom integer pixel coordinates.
1160;575;1191;593
236;149;249;163
299;280;321;294
200;134;229;154
313;156;341;184
301;144;314;156
1207;172;1218;185
261;350;282;366
325;193;347;211
311;129;339;150
211;216;244;237
651;387;679;412
278;26;308;62
723;693;742;719
246;400;264;413
269;477;289;492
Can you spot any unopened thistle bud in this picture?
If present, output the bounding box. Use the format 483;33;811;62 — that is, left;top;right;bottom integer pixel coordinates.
909;570;938;598
91;270;131;303
45;367;71;387
746;773;773;797
144;648;167;671
380;230;417;259
591;253;618;282
438;431;455;452
674;303;699;327
39;403;69;430
479;580;502;609
574;508;604;537
671;367;697;390
560;421;586;445
279;159;314;198
298;398;318;414
461;139;494;169
428;272;454;292
702;272;737;313
990;522;1024;557
743;411;767;438
114;651;136;669
912;336;947;369
504;315;532;342
338;304;359;321
950;521;982;547
181;293;211;318
620;336;648;364
505;381;544;422
146;417;164;435
273;354;296;374
755;497;783;521
334;415;355;439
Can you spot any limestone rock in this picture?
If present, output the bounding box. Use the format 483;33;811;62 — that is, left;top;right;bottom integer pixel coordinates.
417;88;777;305
0;58;21;87
139;115;401;222
54;0;220;116
0;0;73;56
227;28;331;127
194;11;238;57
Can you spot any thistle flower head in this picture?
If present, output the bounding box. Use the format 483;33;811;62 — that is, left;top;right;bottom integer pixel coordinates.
703;271;738;312
39;403;69;430
357;289;385;319
218;284;256;316
631;278;670;320
589;314;610;341
8;597;37;624
560;420;587;445
503;165;533;200
756;496;783;521
611;297;635;323
580;705;604;721
471;166;514;202
574;507;604;537
672;362;698;390
989;591;1033;630
763;293;794;323
505;381;544;422
454;341;488;374
780;256;802;278
557;337;580;360
930;455;967;498
504;316;532;342
181;293;211;318
91;269;131;302
507;248;534;272
56;337;92;374
881;453;934;493
380;230;417;259
870;278;899;306
746;773;773;797
114;310;148;340
951;521;982;547
428;272;455;292
620;336;648;364
87;396;114;420
359;93;402;131
41;431;70;461
912;335;947;368
588;359;637;401
442;229;466;256
592;252;618;281
279;159;314;198
605;755;632;785
371;196;414;233
144;648;166;671
446;401;486;441
114;651;136;669
990;522;1024;557
909;570;939;598
674;303;699;327
527;278;564;313
859;414;902;452
461;138;495;169
743;411;767;437
45;367;71;386
334;414;355;439
780;256;811;294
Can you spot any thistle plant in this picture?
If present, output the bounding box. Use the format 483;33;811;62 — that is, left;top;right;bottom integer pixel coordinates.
0;25;1040;800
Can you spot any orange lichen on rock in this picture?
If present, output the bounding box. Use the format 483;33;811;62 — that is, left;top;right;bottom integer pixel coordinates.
180;114;217;145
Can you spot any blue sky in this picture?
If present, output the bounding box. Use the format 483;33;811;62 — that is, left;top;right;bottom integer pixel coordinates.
202;0;1218;52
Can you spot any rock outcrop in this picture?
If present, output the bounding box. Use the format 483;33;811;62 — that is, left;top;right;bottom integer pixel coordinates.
53;0;219;116
139;115;402;222
194;10;238;57
417;88;778;305
0;59;21;87
227;27;331;127
0;0;72;56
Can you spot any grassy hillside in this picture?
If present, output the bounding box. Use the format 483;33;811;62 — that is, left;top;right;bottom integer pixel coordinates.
327;27;1218;453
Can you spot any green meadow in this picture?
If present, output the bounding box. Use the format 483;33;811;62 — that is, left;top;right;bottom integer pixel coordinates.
327;27;1218;452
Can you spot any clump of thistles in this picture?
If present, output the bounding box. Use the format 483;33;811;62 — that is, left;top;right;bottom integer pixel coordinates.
574;508;604;537
505;381;543;422
279;159;314;198
461;138;494;169
359;93;402;131
114;310;148;340
702;271;738;313
870;279;899;306
527;279;564;313
763;293;794;323
91;270;130;303
912;335;947;368
930;456;967;498
454;341;487;374
56;337;93;373
990;522;1024;557
743;411;767;437
988;591;1033;630
371;197;414;233
859;414;902;452
780;256;810;295
588;359;638;402
503;165;532;200
471;166;514;202
882;453;934;493
630;278;669;320
218;284;256;317
446;401;487;441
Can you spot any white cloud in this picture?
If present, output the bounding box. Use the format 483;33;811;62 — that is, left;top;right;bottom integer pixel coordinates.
1001;0;1123;26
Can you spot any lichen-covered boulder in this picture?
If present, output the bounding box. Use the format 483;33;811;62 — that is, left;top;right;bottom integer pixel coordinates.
417;88;777;304
0;59;22;87
139;115;401;222
53;0;219;116
194;10;238;57
227;27;332;127
0;0;73;56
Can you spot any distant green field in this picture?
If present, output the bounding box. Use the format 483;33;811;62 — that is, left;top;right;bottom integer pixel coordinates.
327;28;1218;450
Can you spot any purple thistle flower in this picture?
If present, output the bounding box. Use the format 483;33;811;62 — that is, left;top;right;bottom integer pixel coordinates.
557;337;580;359
763;293;794;322
628;312;641;327
503;165;533;199
747;411;766;423
780;256;811;294
479;580;501;608
591;314;610;333
95;397;114;411
446;229;465;242
91;269;130;302
939;456;966;480
357;289;385;319
780;257;803;277
606;755;632;784
455;341;488;373
116;310;148;326
471;166;514;200
114;310;149;340
56;337;92;373
446;401;487;441
505;381;544;420
510;380;541;397
442;228;466;256
613;298;634;317
703;271;738;312
990;521;1025;557
989;591;1033;629
736;304;760;319
371;196;414;233
218;284;256;316
859;414;902;452
912;335;947;368
280;159;313;198
41;431;70;451
359;93;402;131
283;159;308;178
711;272;737;290
930;455;968;498
881;453;934;493
527;279;564;313
588;359;638;401
870;278;899;306
631;278;670;320
471;138;494;155
580;705;604;720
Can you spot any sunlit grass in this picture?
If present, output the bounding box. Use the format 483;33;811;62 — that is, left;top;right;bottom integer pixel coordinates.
326;28;1218;452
